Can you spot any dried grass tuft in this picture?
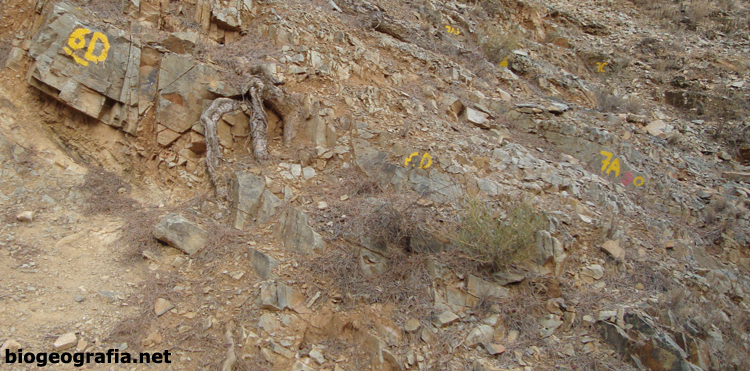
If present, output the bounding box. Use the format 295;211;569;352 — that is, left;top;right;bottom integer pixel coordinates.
306;244;434;318
79;167;138;216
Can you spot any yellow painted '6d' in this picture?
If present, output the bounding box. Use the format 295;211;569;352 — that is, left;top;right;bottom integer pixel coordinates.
63;28;110;67
405;152;432;169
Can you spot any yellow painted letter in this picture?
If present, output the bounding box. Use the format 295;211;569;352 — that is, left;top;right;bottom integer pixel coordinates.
600;151;613;172
606;158;621;178
84;32;110;64
419;153;432;169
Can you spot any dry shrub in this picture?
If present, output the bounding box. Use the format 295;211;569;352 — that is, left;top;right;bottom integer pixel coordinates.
0;40;10;68
313;169;436;252
449;198;546;273
306;245;434;318
117;208;163;263
595;88;644;114
79;167;138;215
687;0;714;25
70;0;129;28
200;221;246;263
487;279;549;350
108;272;183;351
480;24;521;65
196;30;279;92
709;85;750;121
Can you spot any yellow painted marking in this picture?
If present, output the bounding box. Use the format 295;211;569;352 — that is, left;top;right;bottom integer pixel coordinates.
405;152;420;167
605;158;620;178
64;28;110;66
445;25;460;35
85;31;109;63
596;62;608;73
633;176;645;186
600;151;613;172
419;152;432;169
499;58;508;68
405;152;432;169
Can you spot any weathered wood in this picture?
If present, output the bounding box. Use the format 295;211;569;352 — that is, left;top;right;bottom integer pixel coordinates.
201;97;241;182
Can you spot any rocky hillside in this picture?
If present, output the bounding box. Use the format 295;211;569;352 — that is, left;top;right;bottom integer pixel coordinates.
1;0;749;370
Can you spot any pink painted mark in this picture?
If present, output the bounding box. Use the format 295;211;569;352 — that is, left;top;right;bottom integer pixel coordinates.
621;171;634;186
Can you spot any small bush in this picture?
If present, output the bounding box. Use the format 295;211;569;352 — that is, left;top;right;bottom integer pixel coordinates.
453;198;546;272
687;0;714;25
79;167;138;215
480;24;521;65
596;88;644;114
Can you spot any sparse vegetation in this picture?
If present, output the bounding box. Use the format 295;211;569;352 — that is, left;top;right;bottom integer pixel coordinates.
480;24;521;65
595;88;644;114
451;198;546;273
79;167;138;215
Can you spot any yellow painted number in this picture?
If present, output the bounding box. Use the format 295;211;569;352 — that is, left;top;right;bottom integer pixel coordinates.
405;152;432;169
445;25;460;35
63;28;110;66
600;151;613;172
633;176;644;186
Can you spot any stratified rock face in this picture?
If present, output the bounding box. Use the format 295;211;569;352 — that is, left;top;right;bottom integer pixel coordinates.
26;2;229;161
155;53;223;134
153;213;208;256
28;3;140;134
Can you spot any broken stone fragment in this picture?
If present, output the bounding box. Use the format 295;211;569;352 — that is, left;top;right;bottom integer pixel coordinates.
645;120;667;137
465;324;495;348
0;339;21;354
435;311;459;327
212;6;241;31
249;248;279;279
484;343;506;356
291;360;315;371
154;298;174;316
547;102;569;114
186;132;207;154
230;171;266;230
404;318;421;333
467;275;510;298
601;239;625;260
16;211;33;222
462;107;490;128
162;31;198;54
492;271;525;286
156;128;181;147
274;207;325;254
581;264;604;281
141;331;163;347
53;332;77;351
153;213;208;255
